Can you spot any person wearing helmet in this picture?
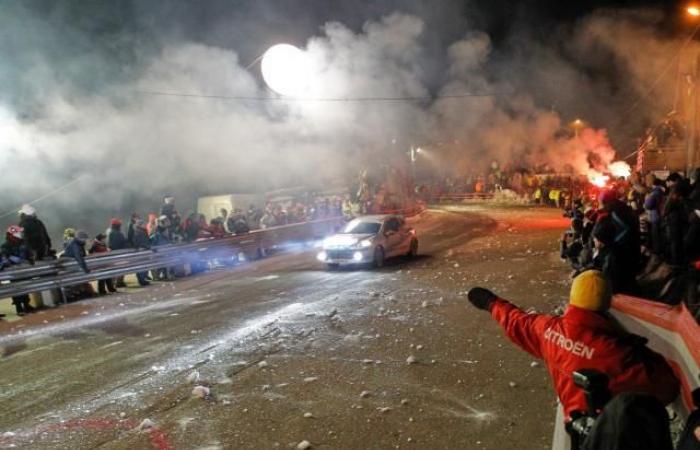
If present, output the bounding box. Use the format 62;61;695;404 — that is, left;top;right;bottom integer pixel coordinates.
466;270;679;423
18;204;52;261
62;230;90;273
1;225;35;315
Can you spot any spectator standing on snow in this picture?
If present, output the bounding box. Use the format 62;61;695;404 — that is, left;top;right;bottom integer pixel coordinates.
466;270;679;424
127;213;140;247
1;225;35;315
107;218;128;287
131;219;151;286
89;233;117;294
18;204;52;260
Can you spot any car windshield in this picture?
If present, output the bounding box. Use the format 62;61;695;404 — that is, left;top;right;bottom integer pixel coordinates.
340;220;381;234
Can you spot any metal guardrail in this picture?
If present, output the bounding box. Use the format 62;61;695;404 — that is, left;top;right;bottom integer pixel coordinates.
432;193;495;202
0;217;345;299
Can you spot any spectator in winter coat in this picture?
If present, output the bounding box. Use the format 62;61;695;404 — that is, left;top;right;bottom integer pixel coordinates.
146;213;158;237
644;178;665;255
1;225;34;315
62;228;76;250
466;270;679;422
150;216;171;246
229;210;250;235
89;233;116;294
208;218;226;238
183;212;200;242
18;204;52;260
663;184;690;266
596;190;640;294
107;219;128;251
131;219;150;286
219;208;229;231
150;217;171;280
107;219;128;287
160;196;176;221
685;208;700;263
127;213;140;247
62;230;90;273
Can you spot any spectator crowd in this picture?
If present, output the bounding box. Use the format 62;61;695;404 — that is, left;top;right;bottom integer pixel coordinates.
0;195;346;317
559;168;700;321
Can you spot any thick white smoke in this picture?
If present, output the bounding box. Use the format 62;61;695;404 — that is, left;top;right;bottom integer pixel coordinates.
0;6;680;236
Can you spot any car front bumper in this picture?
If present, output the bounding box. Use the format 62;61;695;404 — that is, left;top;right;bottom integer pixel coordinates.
317;247;373;264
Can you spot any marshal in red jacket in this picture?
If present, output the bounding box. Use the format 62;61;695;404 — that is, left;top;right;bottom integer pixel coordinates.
490;299;680;419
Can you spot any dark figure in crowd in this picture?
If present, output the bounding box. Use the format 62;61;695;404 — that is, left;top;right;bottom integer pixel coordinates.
89;233;117;294
131;219;151;286
127;213;140;247
107;218;128;287
644;178;665;255
18;204;52;260
219;208;228;230
466;270;679;426
62;230;90;273
689;167;700;206
1;225;34;315
594;190;640;294
150;216;172;246
228;209;250;235
663;183;691;266
150;216;172;280
160;196;176;221
183;212;200;242
560;217;588;273
581;392;673;450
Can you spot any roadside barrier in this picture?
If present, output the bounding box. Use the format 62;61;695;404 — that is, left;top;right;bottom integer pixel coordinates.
432;193;495;202
0;217;344;301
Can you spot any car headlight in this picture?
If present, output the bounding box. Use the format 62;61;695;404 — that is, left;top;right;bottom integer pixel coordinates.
358;239;372;248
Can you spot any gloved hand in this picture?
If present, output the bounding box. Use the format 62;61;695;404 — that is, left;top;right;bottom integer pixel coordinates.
467;287;497;311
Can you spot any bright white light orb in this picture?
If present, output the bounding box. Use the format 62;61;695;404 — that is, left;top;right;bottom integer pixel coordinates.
261;44;311;96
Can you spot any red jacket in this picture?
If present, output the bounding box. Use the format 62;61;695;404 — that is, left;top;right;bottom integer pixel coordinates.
490;299;679;419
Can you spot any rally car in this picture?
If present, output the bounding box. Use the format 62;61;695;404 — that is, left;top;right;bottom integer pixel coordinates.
317;215;418;269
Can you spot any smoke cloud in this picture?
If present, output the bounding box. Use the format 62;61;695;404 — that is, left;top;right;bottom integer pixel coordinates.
0;1;689;238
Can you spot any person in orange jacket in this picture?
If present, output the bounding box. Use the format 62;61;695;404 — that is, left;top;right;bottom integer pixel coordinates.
466;270;679;421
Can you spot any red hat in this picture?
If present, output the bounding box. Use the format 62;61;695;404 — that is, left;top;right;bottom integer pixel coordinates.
110;218;122;226
6;225;23;239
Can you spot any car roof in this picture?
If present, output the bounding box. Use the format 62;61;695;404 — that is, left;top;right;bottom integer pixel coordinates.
355;214;401;222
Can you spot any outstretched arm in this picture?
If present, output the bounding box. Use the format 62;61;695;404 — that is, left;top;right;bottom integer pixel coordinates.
467;288;548;359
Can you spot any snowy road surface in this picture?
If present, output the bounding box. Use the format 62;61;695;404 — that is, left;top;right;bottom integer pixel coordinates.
0;206;571;449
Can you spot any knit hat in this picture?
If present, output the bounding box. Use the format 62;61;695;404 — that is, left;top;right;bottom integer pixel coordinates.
570;270;612;311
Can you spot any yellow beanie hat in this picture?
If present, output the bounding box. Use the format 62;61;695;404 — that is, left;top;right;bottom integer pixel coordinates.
570;270;612;311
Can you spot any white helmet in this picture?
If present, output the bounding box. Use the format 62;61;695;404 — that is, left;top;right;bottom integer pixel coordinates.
18;204;36;216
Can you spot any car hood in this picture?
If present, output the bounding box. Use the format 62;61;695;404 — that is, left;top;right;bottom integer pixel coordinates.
323;233;375;248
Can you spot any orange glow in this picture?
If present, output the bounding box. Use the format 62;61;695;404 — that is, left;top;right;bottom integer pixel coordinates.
688;5;700;16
